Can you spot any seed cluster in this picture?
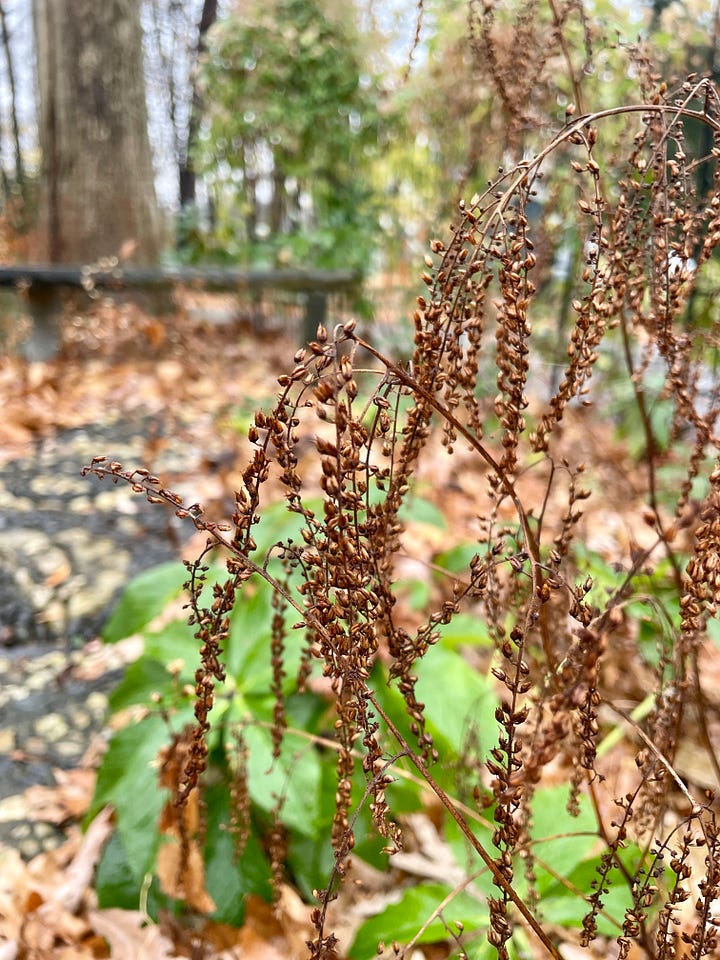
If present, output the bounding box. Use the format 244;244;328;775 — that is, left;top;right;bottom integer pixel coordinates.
82;61;720;960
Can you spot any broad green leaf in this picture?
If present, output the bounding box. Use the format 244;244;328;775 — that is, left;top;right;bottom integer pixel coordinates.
250;498;322;557
143;620;202;681
225;582;273;685
203;781;273;924
435;613;493;649
226;578;306;694
435;543;480;575
529;784;599;893
399;495;446;528
414;646;497;755
568;544;619;596
108;657;175;712
284;690;328;735
450;933;536;960
94;833;173;919
286;831;336;901
370;648;497;793
395;575;432;612
443;816;499;901
539;855;635;936
372;649;501;890
102;562;187;642
452;939;504;960
348;883;487;959
94;831;144;911
89;713;181;882
242;725;323;837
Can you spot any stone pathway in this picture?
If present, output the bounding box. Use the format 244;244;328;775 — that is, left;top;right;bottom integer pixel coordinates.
0;415;193;646
0;646;115;857
0;414;204;854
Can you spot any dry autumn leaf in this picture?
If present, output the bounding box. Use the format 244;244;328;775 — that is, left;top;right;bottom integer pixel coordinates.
23;769;96;825
89;909;179;960
157;747;216;914
0;808;113;959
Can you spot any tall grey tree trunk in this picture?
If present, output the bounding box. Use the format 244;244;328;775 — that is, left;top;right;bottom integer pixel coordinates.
34;0;162;264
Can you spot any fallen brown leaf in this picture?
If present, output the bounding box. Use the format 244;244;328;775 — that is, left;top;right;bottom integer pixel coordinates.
21;902;89;955
234;894;305;960
0;847;30;946
233;923;289;960
0;807;114;960
43;558;73;589
35;806;114;915
156;840;216;915
142;319;167;350
24;769;96;824
157;754;216;914
89;909;179;960
54;946;99;960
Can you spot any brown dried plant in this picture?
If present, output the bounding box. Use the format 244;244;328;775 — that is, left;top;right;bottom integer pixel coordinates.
83;38;720;960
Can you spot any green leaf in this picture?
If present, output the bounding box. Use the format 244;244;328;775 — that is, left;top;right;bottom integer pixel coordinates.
449;933;537;960
203;781;273;924
399;495;446;528
285;757;385;898
242;725;323;837
94;831;143;911
251;497;323;557
284;691;327;736
88;712;191;882
143;620;202;681
395;576;432;612
435;543;480;575
451;939;504;960
415;646;497;755
102;562;187;642
348;883;487;959
108;657;175;712
528;784;599;894
226;578;307;696
539;855;634;935
94;833;174;919
435;613;493;649
439;804;503;896
225;582;273;685
286;831;336;901
371;649;497;792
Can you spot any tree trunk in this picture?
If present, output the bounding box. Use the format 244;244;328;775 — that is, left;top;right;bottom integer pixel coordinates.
179;0;218;210
33;0;162;264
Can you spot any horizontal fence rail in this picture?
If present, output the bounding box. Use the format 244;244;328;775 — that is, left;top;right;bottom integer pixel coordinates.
0;264;361;360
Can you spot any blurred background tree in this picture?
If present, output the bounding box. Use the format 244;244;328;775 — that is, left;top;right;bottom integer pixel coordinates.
0;0;715;280
187;0;391;271
144;0;218;241
33;0;163;264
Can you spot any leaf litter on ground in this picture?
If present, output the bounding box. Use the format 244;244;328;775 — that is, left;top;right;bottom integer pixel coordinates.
3;295;720;958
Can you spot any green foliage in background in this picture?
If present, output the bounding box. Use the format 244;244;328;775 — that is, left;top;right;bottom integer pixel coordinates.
189;0;391;271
